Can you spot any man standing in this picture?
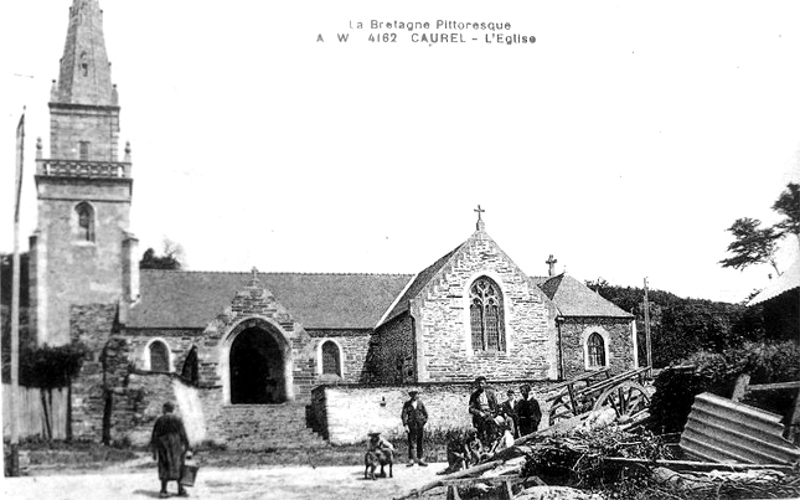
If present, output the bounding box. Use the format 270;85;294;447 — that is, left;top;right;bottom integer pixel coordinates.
151;401;191;498
516;384;542;437
500;389;519;438
468;376;498;445
401;390;429;466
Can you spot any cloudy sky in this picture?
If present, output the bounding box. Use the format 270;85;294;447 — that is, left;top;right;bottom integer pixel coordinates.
1;0;799;304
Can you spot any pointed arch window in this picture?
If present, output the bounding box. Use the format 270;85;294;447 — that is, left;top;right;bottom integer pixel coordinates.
470;276;506;352
149;340;170;372
76;202;95;241
321;340;342;377
587;332;606;368
180;346;199;385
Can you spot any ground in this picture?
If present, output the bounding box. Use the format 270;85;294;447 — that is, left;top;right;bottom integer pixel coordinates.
2;462;448;500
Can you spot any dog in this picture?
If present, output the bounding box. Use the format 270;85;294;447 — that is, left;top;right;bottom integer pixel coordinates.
364;432;394;480
364;448;393;480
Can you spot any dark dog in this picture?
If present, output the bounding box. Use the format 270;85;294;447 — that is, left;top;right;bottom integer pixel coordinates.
364;448;393;480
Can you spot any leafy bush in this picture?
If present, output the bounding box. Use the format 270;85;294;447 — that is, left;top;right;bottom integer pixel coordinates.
648;340;800;435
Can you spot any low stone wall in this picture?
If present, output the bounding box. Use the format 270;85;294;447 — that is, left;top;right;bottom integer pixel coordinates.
312;380;564;445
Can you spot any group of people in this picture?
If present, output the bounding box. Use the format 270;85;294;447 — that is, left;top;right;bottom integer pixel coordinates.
372;375;542;473
469;376;543;445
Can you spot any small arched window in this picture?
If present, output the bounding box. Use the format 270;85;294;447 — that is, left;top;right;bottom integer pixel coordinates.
75;202;95;241
587;332;606;368
321;340;341;376
470;276;505;352
149;341;170;372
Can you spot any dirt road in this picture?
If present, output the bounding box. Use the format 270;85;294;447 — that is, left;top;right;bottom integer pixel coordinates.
2;463;447;500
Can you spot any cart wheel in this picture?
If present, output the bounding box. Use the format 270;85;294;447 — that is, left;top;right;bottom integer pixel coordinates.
592;381;650;423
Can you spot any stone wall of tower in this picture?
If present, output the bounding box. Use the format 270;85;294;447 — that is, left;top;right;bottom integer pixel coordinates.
307;329;372;384
49;104;120;160
411;231;559;382
33;177;131;346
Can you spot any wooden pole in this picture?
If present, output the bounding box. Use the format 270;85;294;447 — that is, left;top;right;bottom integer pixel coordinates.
8;109;25;476
643;278;653;369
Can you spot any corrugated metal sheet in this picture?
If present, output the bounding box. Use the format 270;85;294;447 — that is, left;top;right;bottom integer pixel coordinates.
680;392;800;465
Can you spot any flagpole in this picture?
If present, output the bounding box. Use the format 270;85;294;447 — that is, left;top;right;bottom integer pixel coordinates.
9;107;25;477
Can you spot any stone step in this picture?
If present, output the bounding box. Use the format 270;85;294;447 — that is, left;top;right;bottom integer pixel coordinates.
217;403;327;450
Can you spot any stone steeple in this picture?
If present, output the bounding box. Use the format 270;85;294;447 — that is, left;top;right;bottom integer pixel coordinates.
55;0;115;106
30;0;136;347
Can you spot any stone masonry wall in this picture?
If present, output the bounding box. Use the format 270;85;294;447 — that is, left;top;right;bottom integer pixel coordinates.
412;231;558;382
125;328;203;377
560;318;636;380
194;276;317;402
307;329;372;384
313;380;564;445
70;303;117;440
367;314;414;384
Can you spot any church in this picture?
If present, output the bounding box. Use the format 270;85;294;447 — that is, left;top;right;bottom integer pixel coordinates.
22;0;638;448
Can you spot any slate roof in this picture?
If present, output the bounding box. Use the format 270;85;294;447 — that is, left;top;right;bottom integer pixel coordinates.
380;244;464;324
533;273;633;318
127;270;413;330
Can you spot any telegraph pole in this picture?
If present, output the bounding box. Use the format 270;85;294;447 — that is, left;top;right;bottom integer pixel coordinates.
643;277;653;369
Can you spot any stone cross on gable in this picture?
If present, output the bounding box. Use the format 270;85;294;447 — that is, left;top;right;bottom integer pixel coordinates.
474;204;486;231
546;254;558;277
247;266;261;287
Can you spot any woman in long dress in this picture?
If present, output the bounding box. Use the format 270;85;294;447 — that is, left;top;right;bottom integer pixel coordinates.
151;402;191;498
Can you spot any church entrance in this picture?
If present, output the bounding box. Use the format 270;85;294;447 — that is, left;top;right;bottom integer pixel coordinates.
229;327;286;404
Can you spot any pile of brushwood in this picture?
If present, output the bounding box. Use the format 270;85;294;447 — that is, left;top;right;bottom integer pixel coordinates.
518;427;800;499
399;417;800;500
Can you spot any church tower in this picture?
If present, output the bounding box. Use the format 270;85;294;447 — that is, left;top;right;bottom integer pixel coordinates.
30;0;137;346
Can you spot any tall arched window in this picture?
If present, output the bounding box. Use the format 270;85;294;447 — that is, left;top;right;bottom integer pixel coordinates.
149;340;170;372
321;340;341;376
470;276;505;352
587;332;606;368
75;202;95;241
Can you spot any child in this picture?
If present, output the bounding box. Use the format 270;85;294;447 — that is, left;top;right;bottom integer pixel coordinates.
464;428;485;466
367;431;395;455
439;430;469;475
365;432;394;479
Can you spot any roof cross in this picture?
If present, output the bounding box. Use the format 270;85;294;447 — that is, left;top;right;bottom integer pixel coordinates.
546;254;558;277
474;205;486;231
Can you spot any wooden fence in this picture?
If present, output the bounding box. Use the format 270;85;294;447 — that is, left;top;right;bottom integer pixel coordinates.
2;384;68;440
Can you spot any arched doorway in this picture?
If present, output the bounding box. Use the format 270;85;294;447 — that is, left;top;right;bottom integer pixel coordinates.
229;327;286;404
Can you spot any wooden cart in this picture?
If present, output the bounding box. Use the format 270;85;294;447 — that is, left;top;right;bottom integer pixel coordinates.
546;367;651;425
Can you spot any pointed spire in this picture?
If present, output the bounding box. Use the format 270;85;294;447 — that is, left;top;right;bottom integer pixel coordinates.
55;0;114;105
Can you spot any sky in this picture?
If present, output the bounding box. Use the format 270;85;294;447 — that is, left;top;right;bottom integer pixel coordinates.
1;0;799;304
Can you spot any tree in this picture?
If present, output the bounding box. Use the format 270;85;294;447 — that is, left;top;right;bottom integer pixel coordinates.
772;182;800;244
139;238;185;270
719;217;781;276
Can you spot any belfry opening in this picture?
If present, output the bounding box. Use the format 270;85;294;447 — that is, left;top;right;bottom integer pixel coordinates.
229;327;286;404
